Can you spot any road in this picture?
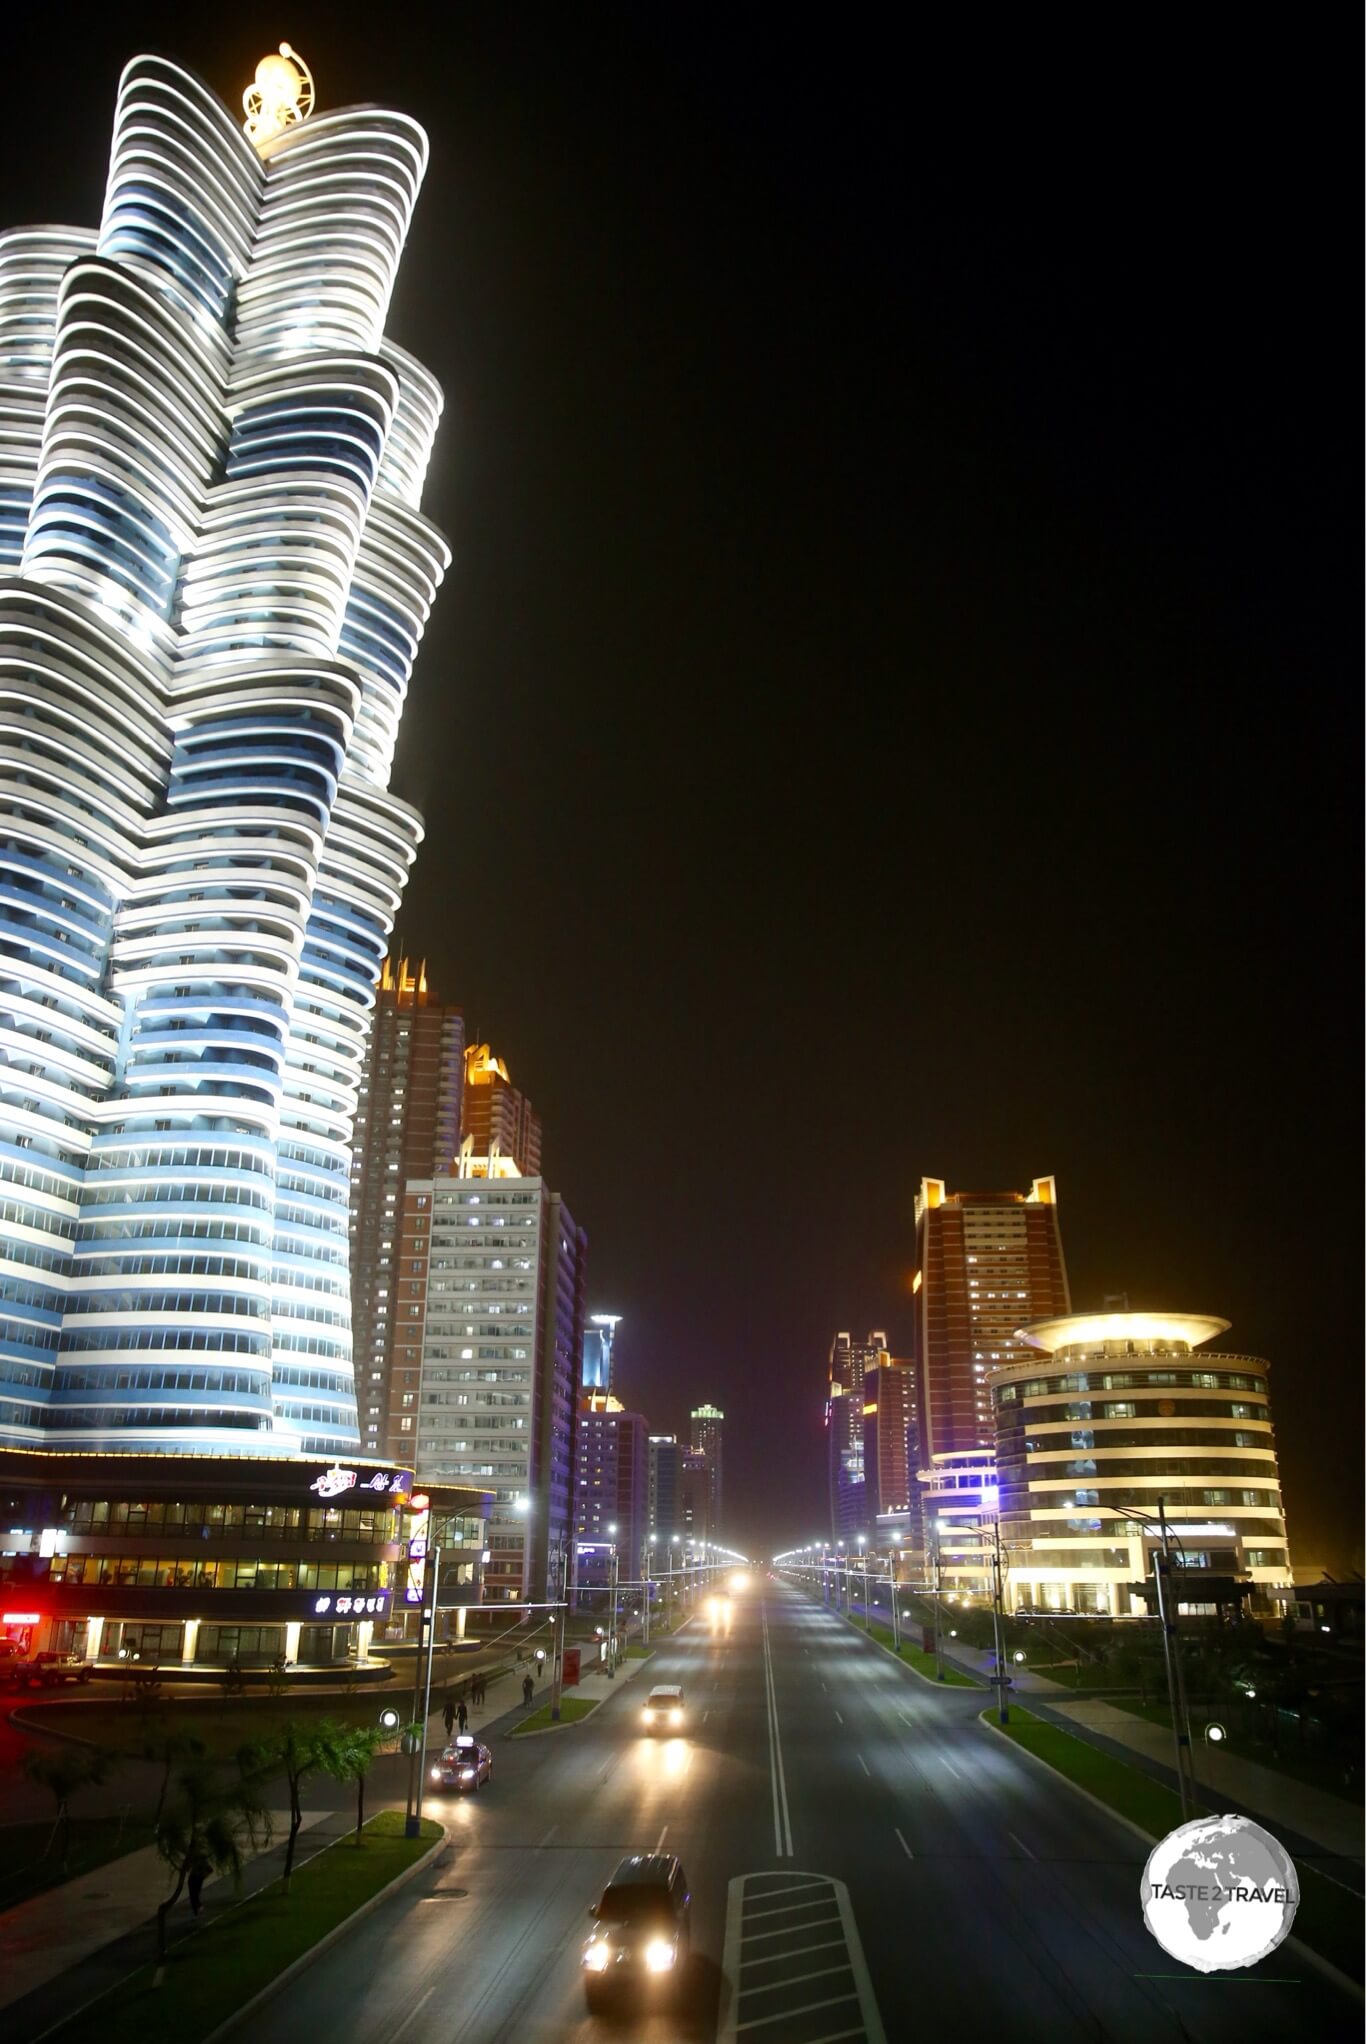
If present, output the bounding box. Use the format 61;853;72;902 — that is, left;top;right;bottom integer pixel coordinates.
246;1578;1361;2042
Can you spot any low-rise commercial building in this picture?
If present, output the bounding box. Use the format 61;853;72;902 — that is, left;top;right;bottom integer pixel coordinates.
0;1450;490;1673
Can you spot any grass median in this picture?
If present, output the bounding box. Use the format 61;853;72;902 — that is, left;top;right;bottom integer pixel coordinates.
989;1706;1362;1983
856;1617;981;1687
510;1697;599;1736
47;1810;440;2043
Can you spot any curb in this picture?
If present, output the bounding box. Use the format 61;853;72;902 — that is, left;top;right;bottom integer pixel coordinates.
508;1700;602;1740
978;1712;1364;2005
203;1821;448;2041
826;1603;985;1690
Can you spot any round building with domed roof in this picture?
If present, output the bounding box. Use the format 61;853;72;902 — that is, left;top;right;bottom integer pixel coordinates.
992;1312;1292;1616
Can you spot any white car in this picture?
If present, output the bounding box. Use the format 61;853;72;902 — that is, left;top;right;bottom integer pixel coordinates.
640;1684;685;1733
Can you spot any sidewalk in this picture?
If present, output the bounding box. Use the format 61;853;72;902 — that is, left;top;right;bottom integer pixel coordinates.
420;1635;660;1750
0;1802;337;2025
940;1634;1363;1865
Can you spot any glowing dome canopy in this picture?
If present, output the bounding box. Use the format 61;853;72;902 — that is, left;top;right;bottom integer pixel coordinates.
1018;1311;1232;1355
243;42;315;146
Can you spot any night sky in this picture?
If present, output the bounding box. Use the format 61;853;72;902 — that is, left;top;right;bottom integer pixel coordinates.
3;10;1357;1565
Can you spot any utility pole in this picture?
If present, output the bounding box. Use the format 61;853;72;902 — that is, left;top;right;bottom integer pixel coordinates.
1155;1498;1197;1818
931;1521;945;1681
404;1545;441;1837
607;1539;619;1677
549;1545;567;1722
988;1517;1009;1725
890;1542;900;1652
642;1539;652;1647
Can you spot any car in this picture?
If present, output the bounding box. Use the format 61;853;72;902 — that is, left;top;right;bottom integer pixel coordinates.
428;1735;492;1792
640;1684;685;1733
31;1652;92;1687
582;1853;691;2009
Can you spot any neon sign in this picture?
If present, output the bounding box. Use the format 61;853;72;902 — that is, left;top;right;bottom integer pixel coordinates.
313;1594;388;1617
2;1611;41;1625
309;1466;414;1499
405;1498;431;1605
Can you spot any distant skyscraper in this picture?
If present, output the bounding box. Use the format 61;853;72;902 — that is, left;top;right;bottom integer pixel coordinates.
862;1350;918;1524
394;1172;586;1600
827;1331;885;1541
648;1435;681;1541
913;1177;1070;1462
461;1043;542;1176
573;1393;648;1588
679;1447;713;1545
349;956;464;1457
689;1403;725;1531
0;53;449;1456
582;1312;621;1393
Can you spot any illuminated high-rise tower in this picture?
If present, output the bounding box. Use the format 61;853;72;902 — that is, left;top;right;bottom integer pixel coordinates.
0;51;449;1454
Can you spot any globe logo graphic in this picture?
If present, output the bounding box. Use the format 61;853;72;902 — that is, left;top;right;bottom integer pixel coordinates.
1141;1814;1299;1972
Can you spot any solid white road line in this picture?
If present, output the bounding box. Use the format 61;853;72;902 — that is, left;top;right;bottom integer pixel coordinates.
760;1607;794;1858
895;1827;913;1859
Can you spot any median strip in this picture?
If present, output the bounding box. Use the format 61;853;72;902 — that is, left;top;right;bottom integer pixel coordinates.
509;1697;599;1736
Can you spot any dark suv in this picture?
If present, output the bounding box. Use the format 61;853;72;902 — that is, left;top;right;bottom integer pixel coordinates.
582;1854;691;2009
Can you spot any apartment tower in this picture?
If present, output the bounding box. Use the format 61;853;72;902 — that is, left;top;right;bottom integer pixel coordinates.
349;956;464;1457
461;1043;542;1176
912;1178;1070;1463
0;53;449;1454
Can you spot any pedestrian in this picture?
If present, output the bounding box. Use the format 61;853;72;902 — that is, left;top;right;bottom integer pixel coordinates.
187;1852;210;1916
522;1672;534;1706
443;1696;455;1738
473;1673;484;1707
456;1697;469;1734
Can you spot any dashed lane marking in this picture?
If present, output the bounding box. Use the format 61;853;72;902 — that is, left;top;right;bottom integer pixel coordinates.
856;1753;870;1776
1007;1830;1035;1860
894;1828;913;1859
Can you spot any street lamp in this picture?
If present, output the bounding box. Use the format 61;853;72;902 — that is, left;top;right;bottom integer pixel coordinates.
856;1534;870;1631
606;1522;619;1677
890;1533;903;1652
1108;1497;1197;1820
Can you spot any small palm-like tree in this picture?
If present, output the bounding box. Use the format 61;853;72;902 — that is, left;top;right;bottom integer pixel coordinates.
239;1719;348;1890
154;1756;270;1972
21;1744;117;1877
324;1724;384;1843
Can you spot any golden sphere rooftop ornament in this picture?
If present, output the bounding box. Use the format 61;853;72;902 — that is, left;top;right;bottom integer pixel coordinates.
243;42;315;148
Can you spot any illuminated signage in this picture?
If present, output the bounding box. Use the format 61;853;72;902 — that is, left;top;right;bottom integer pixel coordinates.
405;1498;432;1605
312;1594;389;1617
309;1466;414;1500
2;1612;41;1625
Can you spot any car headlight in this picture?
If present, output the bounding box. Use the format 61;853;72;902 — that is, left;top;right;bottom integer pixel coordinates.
644;1938;676;1973
460;1767;475;1779
642;1709;655;1721
429;1767;442;1780
670;1709;683;1724
584;1943;611;1972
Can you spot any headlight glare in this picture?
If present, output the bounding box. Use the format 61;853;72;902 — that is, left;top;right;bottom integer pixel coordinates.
644;1938;677;1973
584;1942;610;1972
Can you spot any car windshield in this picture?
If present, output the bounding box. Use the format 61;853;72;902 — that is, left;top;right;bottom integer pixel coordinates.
597;1889;674;1926
649;1694;681;1706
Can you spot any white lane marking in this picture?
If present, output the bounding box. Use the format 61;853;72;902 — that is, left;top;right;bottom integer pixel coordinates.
389;1986;434;2040
821;1679;827;1691
856;1752;870;1776
741;1915;840;1944
898;1710;915;1727
704;1707;711;1723
760;1607;794;1858
536;1823;558;1849
941;1753;963;1781
740;1963;857;1997
743;1936;848;1968
655;1823;668;1852
833;1876;888;2042
834;1709;844;1725
895;1827;913;1859
742;1897;841;1923
1008;1830;1035;1860
737;1992;861;2032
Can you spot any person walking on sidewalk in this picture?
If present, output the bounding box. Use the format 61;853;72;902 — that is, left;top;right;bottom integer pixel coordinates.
443;1696;455;1739
187;1852;211;1916
472;1673;484;1707
456;1697;469;1734
522;1672;535;1707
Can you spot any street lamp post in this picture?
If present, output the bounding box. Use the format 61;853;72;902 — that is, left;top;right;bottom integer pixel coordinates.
987;1513;1010;1725
642;1536;655;1646
931;1519;946;1680
890;1536;901;1652
606;1523;619;1677
549;1542;568;1722
404;1543;441;1838
1110;1496;1197;1819
857;1534;870;1631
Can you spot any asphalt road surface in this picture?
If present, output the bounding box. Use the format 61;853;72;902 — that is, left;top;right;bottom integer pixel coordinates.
245;1578;1361;2043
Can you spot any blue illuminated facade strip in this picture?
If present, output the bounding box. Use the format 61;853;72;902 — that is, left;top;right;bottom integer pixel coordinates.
0;56;449;1456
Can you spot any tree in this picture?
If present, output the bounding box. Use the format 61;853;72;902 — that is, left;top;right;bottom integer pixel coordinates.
240;1718;347;1891
138;1721;207;1829
324;1724;384;1843
153;1756;270;1974
22;1744;117;1877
